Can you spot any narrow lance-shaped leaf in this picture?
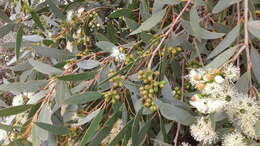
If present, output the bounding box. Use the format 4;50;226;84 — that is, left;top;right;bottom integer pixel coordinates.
30;10;45;31
63;91;103;105
46;0;65;20
0;80;48;93
109;120;134;146
35;122;69;135
190;6;225;40
130;9;166;35
155;99;195;126
248;20;260;39
28;59;63;75
208;23;240;59
212;0;242;14
206;46;236;69
16;24;23;62
57;71;96;81
0;23;16;38
0;105;32;117
79;110;104;146
132;108;143;146
251;48;260;85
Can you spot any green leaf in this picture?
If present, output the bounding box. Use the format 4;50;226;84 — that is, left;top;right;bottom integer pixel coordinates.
16;24;23;62
63;91;103;105
46;0;65;20
28;59;63;75
57;71;96;81
137;120;151;144
73;109;101;127
235;72;251;94
208;23;240;59
55;80;71;105
77;60;100;70
140;0;151;21
206;46;236;69
129;9;166;35
109;120;134;146
90;113;119;146
190;6;225;40
79;110;104;146
248;20;260;39
0;80;48;93
109;9;134;18
212;0;241;14
0;105;32;117
251;48;260;85
0;9;12;23
32;46;74;60
35;122;69;135
152;0;180;14
132;108;143;146
155;99;195;126
0;23;16;38
30;10;45;31
125;17;139;30
96;41;116;52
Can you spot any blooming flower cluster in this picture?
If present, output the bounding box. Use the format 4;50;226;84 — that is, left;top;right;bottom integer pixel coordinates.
187;64;260;145
190;116;218;144
188;64;239;114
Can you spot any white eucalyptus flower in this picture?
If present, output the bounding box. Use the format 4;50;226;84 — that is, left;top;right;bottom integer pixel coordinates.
214;75;224;84
223;64;240;81
111;47;126;62
222;132;247;146
225;96;260;138
190;97;226;114
190;116;218;144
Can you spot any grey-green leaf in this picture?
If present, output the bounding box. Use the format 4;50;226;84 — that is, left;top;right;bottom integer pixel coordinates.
190;6;225;40
248;20;260;39
35;122;69;135
16;24;23;62
28;59;63;75
235;72;251;94
0;80;48;92
208;24;240;59
129;9;166;35
0;23;16;38
57;71;96;81
206;46;236;69
251;48;260;85
0;104;32;117
80;110;104;146
30;10;45;31
32;46;74;60
96;41;116;52
46;0;65;20
212;0;242;14
63;91;103;105
77;60;100;70
155;99;195;126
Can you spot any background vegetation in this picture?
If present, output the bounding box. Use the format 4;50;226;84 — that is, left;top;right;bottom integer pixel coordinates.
0;0;259;145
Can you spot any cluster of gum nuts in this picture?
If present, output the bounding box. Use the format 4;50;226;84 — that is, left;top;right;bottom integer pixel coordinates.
104;69;125;104
138;70;166;112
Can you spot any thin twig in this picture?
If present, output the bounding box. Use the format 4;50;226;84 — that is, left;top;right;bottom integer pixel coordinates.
147;0;192;69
